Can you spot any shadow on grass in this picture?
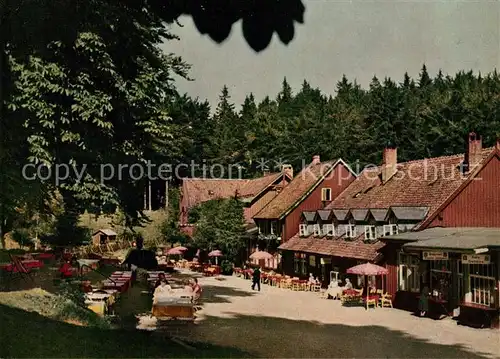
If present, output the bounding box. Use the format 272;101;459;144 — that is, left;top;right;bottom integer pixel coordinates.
0;304;251;358
188;312;495;358
199;284;256;304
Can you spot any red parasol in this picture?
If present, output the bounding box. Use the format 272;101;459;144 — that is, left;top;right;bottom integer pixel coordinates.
173;246;188;251
166;247;184;255
249;251;273;260
346;263;388;276
208;249;223;265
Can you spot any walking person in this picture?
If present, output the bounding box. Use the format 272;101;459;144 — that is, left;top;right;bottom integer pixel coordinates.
251;267;261;291
418;282;430;317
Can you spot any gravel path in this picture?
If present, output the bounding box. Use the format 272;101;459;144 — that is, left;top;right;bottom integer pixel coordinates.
187;273;500;358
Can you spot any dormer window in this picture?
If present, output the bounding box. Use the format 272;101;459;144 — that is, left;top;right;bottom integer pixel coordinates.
345;224;356;238
383;224;398;236
323;224;335;237
299;224;308;237
313;224;322;236
321;188;332;201
364;225;377;240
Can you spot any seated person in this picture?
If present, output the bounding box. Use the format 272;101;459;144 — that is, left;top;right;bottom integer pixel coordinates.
308;273;315;284
154;273;166;288
191;278;202;301
368;280;377;294
153;279;172;300
183;279;193;292
59;260;76;278
343;278;353;290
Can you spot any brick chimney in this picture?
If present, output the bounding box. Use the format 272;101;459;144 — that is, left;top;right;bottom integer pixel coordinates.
282;164;293;178
381;147;397;183
312;155;320;165
464;132;482;171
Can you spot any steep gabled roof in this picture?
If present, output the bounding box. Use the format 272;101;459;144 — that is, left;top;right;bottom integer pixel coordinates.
239;172;291;198
93;229;117;236
253;159;354;220
417;147;500;229
327;148;493;219
181;172;286;210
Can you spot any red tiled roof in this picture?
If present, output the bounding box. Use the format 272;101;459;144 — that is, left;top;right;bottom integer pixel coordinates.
182;172;285;210
243;207;253;224
279;233;384;261
239;173;286;198
253;160;340;219
326;148;493;216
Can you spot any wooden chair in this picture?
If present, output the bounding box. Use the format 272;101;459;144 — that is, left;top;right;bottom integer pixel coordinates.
312;284;321;292
379;293;393;308
5;255;35;284
364;296;378;309
319;288;328;299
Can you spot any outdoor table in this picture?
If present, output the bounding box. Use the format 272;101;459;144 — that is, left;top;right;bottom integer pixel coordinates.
0;260;44;272
102;280;129;292
458;302;499;328
85;292;111;301
418;296;449;319
35;252;56;260
152;290;194;319
86;300;106;316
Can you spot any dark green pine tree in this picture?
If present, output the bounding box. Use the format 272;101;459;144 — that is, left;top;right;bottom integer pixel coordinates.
208;86;241;174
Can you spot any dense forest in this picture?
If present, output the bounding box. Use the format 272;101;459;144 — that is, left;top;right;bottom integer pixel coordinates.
173;65;500;181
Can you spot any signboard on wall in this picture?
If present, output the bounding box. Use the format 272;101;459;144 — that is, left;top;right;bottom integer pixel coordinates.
309;255;316;267
320;258;331;265
461;254;490;264
422;251;448;260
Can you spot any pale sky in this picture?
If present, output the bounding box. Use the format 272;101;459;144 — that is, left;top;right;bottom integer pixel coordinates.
162;0;500;109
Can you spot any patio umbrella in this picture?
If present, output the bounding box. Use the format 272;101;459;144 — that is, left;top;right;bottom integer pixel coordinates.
173;246;188;251
346;263;388;276
249;251;273;260
347;263;388;309
208;250;223;265
166;247;184;256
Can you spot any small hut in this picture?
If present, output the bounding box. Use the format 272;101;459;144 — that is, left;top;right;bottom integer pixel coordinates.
92;229;117;246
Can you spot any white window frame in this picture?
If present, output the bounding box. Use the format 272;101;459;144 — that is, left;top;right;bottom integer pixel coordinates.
345;224;356;238
398;253;420;293
323;224;335;237
321;187;332;201
313;224;322;236
364;225;377;240
299;224;308;237
462;262;496;307
383;224;399;236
